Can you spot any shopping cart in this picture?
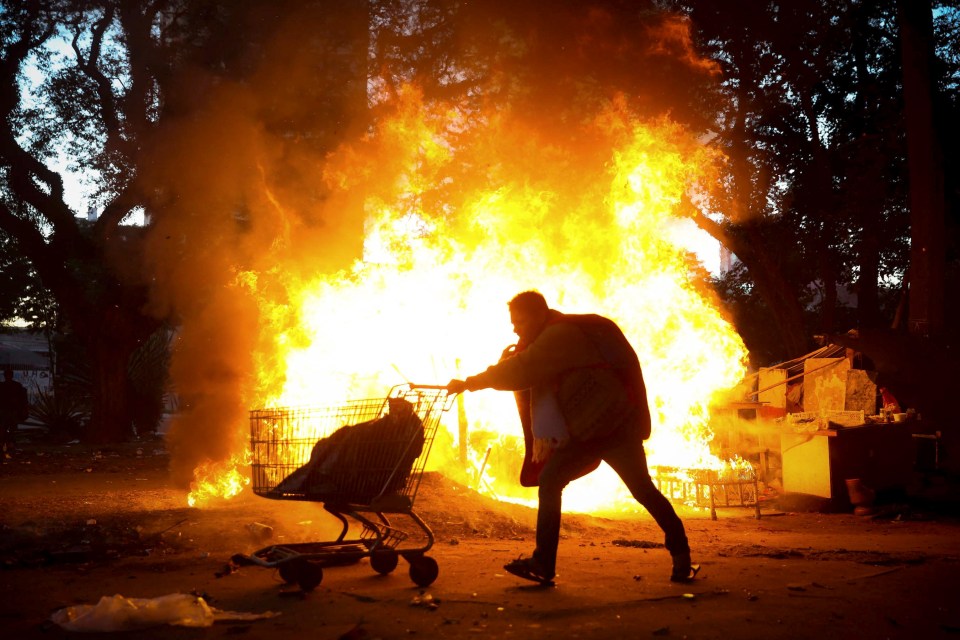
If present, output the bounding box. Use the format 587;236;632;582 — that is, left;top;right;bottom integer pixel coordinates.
231;384;454;591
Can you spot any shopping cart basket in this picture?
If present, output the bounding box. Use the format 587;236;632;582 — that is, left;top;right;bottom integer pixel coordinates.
231;384;454;591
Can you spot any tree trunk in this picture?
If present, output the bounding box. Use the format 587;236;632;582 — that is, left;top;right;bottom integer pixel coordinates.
88;342;132;443
898;0;946;336
857;231;881;328
850;6;882;330
697;74;811;360
798;86;840;336
819;256;838;335
692;211;810;357
747;247;810;357
83;306;146;443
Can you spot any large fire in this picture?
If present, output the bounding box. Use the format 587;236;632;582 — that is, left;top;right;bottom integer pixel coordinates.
184;87;749;511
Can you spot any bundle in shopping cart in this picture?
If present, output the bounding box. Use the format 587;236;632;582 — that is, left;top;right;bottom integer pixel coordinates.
269;397;424;504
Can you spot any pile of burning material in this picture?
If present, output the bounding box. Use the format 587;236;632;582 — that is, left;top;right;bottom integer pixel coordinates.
653;465;761;521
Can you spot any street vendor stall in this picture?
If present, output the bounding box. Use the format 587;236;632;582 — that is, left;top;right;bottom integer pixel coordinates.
741;343;923;510
781;418;915;506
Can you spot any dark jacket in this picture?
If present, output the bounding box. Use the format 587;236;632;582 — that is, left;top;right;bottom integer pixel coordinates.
464;311;651;442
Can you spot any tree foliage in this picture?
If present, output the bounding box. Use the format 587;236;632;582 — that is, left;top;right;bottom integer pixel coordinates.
0;229;38;323
667;0;958;364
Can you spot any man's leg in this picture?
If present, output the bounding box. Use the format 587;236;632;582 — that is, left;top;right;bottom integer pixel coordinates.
602;430;690;559
532;443;603;576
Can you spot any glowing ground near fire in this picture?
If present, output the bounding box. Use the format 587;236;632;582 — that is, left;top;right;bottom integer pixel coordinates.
173;88;749;512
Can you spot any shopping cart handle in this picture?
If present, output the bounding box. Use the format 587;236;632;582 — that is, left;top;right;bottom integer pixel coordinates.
394;383;456;411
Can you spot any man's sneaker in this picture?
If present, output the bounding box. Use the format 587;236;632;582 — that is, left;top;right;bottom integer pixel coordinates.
670;552;701;583
503;555;555;586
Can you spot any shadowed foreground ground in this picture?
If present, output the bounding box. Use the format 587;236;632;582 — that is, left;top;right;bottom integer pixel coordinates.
1;440;959;639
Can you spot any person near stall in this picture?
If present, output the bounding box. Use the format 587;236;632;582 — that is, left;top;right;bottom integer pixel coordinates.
1;367;30;452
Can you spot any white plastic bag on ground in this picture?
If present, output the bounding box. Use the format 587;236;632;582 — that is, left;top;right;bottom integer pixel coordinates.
50;593;278;632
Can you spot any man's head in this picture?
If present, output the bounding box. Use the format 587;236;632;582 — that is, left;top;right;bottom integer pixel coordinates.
508;291;550;344
3;368;13;382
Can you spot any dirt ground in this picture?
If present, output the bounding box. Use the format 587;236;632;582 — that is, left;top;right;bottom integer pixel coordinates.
2;436;960;639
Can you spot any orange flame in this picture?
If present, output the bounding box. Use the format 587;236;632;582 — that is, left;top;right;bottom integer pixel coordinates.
186;87;748;511
187;453;251;507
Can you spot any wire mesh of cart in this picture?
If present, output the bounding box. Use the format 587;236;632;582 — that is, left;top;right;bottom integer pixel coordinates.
231;384;454;591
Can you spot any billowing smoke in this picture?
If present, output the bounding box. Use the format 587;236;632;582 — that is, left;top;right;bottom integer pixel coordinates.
142;3;371;486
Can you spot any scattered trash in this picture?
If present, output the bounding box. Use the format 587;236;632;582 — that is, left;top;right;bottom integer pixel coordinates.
49;593;278;631
246;522;273;541
215;561;239;578
190;590;214;603
611;539;664;549
409;592;440;610
47;545;93;564
343;593;378;603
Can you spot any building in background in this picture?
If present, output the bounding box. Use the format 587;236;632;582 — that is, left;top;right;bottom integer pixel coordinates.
0;331;52;401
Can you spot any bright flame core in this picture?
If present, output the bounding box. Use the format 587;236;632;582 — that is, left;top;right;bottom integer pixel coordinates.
187;89;749;511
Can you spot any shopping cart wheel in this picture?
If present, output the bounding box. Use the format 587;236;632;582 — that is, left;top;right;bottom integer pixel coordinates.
370;548;399;575
408;555;439;587
297;561;324;592
278;560;299;584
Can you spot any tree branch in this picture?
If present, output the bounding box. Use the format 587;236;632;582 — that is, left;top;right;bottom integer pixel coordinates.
96;185;139;231
0;8;78;230
1;137;82;233
0;200;84;320
74;6;122;143
0;9;54;115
